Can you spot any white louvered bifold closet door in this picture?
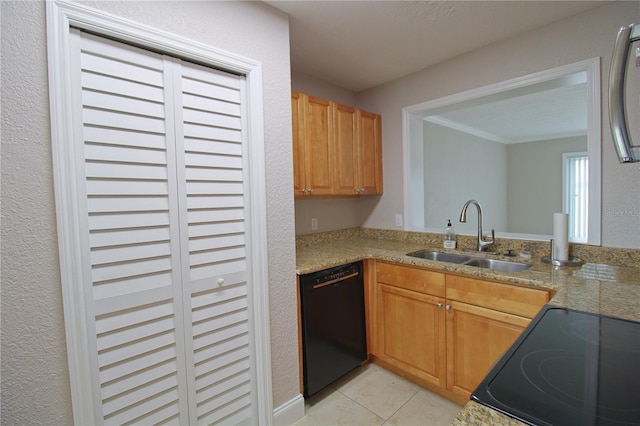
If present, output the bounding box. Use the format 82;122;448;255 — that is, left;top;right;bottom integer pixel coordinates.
72;29;257;425
174;61;254;425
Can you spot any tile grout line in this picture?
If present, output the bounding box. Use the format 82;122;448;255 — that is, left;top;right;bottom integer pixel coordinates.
335;387;385;422
335;383;422;423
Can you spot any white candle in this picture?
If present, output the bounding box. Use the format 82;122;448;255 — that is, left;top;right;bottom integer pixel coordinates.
553;213;569;261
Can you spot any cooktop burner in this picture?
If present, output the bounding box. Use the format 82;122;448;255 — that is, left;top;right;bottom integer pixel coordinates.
472;306;640;426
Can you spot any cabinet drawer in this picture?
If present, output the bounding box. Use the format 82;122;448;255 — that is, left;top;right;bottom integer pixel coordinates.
376;262;445;297
446;275;549;319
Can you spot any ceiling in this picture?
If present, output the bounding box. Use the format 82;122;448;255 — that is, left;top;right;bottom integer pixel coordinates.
266;0;608;92
424;77;588;143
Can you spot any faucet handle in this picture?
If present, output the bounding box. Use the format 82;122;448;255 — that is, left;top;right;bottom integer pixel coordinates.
483;229;495;243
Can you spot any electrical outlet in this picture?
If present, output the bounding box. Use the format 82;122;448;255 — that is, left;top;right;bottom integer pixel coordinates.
395;214;403;227
311;218;318;231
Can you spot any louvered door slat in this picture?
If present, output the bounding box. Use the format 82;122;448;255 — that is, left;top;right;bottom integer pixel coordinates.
189;221;245;238
84;127;167;149
188;233;245;252
102;374;179;417
86;162;168;180
98;345;178;384
104;387;180;425
183;123;241;143
188;208;244;223
100;360;178;400
183;108;242;129
88;196;170;213
181;79;240;104
95;302;175;334
83;90;165;118
83;109;166;134
90;242;171;266
182;93;241;117
185;151;243;167
90;227;171;248
202;405;253;426
186;167;244;182
184;138;242;156
89;211;171;231
82;72;164;103
79;33;164;79
98;331;176;368
197;375;252;424
84;143;168;164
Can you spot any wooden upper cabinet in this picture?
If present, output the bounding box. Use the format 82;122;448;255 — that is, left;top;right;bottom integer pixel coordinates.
291;91;383;197
357;110;383;195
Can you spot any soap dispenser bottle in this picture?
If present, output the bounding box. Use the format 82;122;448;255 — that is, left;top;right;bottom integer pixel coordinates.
444;219;456;249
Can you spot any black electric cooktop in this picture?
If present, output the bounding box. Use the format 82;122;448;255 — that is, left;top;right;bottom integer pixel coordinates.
472;306;640;426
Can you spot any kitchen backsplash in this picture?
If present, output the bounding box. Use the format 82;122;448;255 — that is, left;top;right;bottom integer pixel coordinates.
296;227;640;268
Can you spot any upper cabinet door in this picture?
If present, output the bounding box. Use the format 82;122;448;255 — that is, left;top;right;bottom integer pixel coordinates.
357;110;383;195
303;95;334;196
333;103;358;195
291;91;307;197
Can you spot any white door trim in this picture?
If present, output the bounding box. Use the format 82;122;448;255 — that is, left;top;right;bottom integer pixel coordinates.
46;1;273;424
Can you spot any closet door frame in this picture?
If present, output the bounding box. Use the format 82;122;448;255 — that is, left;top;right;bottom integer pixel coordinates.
46;1;272;424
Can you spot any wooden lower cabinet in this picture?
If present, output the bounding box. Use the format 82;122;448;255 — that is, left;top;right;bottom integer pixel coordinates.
371;261;550;402
445;300;530;398
377;284;446;388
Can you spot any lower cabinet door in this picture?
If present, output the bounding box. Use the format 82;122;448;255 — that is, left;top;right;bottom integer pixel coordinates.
377;283;446;388
445;300;531;399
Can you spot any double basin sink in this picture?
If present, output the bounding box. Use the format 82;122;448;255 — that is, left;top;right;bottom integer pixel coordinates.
406;250;531;272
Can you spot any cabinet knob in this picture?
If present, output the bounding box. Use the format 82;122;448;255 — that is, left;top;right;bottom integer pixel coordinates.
307;188;314;193
217;278;225;286
445;304;451;311
437;303;443;308
301;188;307;194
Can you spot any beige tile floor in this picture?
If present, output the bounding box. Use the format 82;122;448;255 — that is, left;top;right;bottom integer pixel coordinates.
293;363;462;426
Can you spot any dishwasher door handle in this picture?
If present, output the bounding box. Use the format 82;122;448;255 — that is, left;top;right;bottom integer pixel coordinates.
312;272;360;289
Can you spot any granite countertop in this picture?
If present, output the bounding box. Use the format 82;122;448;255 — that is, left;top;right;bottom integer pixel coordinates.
295;231;640;426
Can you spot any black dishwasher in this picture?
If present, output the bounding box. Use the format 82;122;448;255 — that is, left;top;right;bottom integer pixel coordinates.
299;261;367;398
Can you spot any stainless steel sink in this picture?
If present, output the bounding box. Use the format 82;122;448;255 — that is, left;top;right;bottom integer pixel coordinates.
406;250;531;272
462;257;531;272
406;250;471;264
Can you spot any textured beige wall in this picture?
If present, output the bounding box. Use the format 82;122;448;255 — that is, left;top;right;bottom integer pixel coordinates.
358;1;640;249
1;1;298;423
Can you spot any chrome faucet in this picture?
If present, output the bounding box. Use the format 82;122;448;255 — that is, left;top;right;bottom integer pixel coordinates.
459;199;495;252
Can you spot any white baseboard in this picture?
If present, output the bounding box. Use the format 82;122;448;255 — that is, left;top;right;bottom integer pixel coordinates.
273;394;305;425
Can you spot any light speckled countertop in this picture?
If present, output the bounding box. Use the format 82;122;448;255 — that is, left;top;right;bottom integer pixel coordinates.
296;229;640;425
